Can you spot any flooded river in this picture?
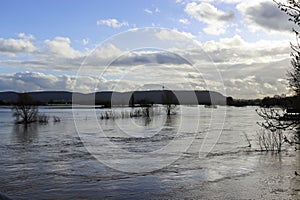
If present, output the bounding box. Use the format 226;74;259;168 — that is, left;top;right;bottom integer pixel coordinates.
0;106;299;199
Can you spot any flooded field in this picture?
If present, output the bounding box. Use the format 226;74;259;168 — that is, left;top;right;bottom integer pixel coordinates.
0;106;299;199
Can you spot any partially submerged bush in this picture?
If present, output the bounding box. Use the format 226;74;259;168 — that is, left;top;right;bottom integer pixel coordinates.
257;129;284;152
38;114;49;123
53;116;61;122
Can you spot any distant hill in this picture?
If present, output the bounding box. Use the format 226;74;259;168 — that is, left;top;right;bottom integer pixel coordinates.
0;90;228;106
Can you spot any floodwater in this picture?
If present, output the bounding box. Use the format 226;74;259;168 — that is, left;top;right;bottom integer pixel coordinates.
0;106;299;199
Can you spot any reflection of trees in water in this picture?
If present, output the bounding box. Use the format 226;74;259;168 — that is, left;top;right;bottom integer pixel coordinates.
12;123;38;143
130;115;152;127
134;113;179;132
143;117;151;126
163;115;180;138
164;115;176;127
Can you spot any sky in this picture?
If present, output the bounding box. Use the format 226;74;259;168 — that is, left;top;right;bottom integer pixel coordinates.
0;0;296;98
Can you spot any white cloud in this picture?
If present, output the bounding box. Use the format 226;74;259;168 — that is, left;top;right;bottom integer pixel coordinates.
179;18;190;25
44;37;82;59
185;2;234;24
155;29;195;41
0;35;36;56
144;8;153;14
82;38;89;46
0;40;125;72
97;18;129;28
144;8;160;14
83;43;123;67
185;2;235;35
203;26;226;35
18;33;35;41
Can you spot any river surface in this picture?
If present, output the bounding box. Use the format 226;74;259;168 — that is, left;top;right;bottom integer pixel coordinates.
0;106;299;199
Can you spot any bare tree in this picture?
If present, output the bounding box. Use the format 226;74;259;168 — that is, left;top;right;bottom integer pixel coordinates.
12;93;38;124
256;108;298;131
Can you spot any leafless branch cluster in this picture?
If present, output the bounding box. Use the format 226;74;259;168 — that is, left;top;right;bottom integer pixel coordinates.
13;104;39;124
257;129;285;152
275;0;300;25
256;108;298;131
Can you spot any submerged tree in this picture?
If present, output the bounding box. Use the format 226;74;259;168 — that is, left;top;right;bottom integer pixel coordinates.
12;93;38;124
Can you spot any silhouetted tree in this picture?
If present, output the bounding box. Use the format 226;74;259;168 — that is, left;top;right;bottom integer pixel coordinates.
129;93;135;107
12;93;38;124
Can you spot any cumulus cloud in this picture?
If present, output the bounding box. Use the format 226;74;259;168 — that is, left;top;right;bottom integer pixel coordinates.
44;37;82;59
237;0;293;33
83;43;123;68
0;34;36;56
0;35;87;71
97;18;129;28
185;2;235;35
0;41;123;72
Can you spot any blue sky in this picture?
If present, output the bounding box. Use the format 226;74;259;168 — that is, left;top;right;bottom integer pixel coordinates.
1;0;185;48
0;0;296;98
